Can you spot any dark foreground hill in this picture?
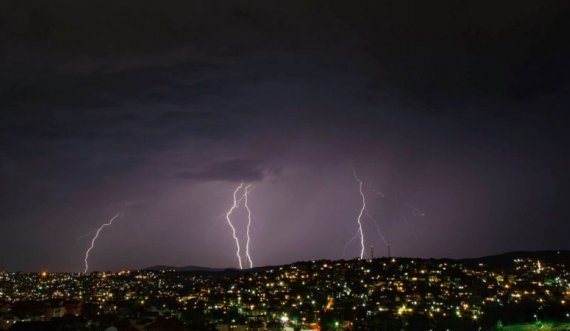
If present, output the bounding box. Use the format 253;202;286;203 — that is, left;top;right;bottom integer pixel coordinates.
460;250;570;268
143;250;570;273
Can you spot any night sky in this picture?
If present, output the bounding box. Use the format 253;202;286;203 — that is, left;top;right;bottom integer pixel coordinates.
1;0;569;272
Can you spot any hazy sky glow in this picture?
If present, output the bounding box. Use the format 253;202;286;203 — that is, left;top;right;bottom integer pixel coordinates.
0;0;569;271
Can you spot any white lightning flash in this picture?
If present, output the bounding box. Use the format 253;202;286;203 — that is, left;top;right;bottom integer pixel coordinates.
352;167;366;259
226;183;245;270
243;184;254;269
345;166;424;260
224;183;256;269
83;213;121;274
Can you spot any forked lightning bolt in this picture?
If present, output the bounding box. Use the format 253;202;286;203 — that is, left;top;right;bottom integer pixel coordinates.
224;183;256;269
226;183;245;270
348;164;392;259
83;213;121;274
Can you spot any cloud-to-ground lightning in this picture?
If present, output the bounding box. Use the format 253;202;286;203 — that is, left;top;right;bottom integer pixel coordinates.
351;166;366;259
346;164;395;259
83;213;121;274
243;184;254;269
344;161;427;259
223;183;257;269
225;183;245;270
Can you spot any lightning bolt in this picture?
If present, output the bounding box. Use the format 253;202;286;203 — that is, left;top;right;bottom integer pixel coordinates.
83;213;121;274
226;183;245;270
352;166;366;259
347;164;393;259
224;183;257;270
243;184;254;269
345;166;424;259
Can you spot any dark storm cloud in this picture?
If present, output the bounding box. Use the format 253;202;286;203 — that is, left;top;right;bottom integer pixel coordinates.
3;1;569;120
338;1;570;107
176;159;280;183
0;62;241;155
1;60;231;117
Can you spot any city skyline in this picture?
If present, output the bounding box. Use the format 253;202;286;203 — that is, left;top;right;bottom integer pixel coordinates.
1;252;569;330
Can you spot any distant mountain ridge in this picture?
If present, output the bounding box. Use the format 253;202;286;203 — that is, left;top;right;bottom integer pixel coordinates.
141;250;570;273
459;250;570;268
143;265;229;272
